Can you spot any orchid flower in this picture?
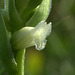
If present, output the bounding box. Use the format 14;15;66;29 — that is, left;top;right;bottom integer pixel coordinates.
12;21;52;51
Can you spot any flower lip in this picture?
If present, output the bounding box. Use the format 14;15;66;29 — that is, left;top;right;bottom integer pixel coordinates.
33;21;52;50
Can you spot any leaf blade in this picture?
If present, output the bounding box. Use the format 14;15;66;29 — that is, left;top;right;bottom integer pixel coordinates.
0;9;17;75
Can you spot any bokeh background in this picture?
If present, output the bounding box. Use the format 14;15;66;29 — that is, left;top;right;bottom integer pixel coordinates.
0;0;75;75
24;0;75;75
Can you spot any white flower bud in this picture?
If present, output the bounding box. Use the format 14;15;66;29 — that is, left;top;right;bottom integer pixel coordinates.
12;21;52;51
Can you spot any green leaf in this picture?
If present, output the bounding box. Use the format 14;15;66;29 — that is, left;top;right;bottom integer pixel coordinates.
1;0;9;29
26;0;52;26
8;0;23;32
15;0;30;14
0;9;17;75
0;0;4;8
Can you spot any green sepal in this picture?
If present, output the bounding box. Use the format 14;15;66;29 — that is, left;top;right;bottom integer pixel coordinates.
0;9;17;75
26;0;52;26
0;0;1;6
8;0;23;32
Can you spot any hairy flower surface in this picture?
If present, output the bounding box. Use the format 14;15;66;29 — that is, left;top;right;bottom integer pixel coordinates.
12;21;52;50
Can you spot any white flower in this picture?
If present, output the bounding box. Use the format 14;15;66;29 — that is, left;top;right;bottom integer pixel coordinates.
12;21;52;51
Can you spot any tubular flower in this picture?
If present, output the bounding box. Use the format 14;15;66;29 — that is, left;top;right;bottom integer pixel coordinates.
12;21;52;51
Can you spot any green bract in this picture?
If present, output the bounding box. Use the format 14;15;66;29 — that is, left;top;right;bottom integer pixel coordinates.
0;8;17;75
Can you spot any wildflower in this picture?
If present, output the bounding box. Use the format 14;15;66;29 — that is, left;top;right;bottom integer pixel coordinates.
12;21;52;51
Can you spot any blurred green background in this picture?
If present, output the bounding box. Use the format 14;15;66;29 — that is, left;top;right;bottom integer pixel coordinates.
24;0;75;75
0;0;75;75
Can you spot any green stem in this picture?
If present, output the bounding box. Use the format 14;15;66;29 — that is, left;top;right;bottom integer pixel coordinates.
16;49;26;75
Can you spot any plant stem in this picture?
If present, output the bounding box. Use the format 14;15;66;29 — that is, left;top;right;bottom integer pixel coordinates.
0;8;17;75
16;49;26;75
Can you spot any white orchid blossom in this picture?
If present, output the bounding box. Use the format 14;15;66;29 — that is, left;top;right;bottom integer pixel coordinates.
12;21;52;51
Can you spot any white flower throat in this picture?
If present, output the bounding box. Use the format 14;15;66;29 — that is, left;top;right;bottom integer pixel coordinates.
12;21;52;51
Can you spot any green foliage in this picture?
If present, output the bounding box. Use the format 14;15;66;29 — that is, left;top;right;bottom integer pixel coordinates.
0;8;17;75
20;0;42;24
8;0;23;32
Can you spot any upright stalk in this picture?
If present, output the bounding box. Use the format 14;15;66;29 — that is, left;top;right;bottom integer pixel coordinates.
16;49;26;75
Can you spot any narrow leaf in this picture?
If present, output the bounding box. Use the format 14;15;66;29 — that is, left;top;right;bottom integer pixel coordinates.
9;0;23;32
0;0;4;8
0;9;17;75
